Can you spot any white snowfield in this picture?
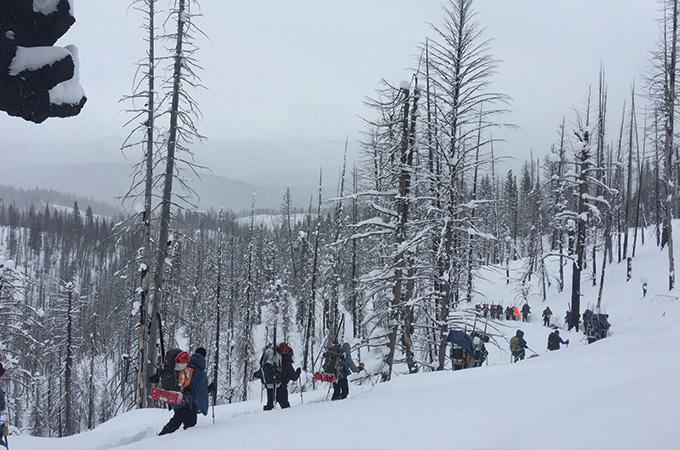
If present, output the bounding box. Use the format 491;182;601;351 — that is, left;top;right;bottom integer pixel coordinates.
8;228;679;450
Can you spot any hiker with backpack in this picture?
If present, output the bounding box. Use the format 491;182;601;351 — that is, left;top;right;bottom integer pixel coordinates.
471;335;489;367
158;347;209;436
323;342;363;401
547;330;569;351
521;303;531;322
542;306;553;327
255;342;301;410
445;329;473;370
509;329;528;362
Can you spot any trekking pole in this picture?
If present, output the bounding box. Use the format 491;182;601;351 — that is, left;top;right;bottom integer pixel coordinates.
526;346;539;356
298;377;304;404
363;368;376;387
211;387;216;424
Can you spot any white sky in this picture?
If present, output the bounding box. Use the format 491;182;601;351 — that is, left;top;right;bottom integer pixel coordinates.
0;0;660;180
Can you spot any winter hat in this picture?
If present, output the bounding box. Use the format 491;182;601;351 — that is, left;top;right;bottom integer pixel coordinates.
279;342;289;355
554;330;559;335
175;351;190;370
195;347;207;358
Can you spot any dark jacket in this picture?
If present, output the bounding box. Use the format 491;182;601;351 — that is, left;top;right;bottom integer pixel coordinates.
280;351;300;384
187;353;209;415
339;343;359;378
548;331;567;350
515;329;527;349
0;387;5;412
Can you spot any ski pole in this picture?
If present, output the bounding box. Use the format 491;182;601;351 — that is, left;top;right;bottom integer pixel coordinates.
325;382;332;401
363;368;376;386
211;386;217;425
298;377;304;404
526;346;539;356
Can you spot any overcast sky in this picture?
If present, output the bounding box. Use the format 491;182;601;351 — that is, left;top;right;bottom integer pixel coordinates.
0;0;660;182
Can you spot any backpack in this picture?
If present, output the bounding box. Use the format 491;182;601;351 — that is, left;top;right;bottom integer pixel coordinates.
509;336;520;353
451;344;470;368
322;344;344;375
547;332;560;350
160;348;183;391
259;345;283;388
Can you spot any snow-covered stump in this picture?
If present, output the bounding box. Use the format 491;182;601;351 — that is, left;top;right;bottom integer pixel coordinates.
0;0;86;122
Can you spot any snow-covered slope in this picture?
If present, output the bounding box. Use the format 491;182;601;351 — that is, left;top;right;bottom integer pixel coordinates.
8;228;680;450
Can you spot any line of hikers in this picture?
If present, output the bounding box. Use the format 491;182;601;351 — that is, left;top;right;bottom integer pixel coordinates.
254;339;366;407
150;309;607;435
476;303;534;322
476;303;525;321
480;302;582;330
479;302;580;330
509;328;569;362
151;337;368;435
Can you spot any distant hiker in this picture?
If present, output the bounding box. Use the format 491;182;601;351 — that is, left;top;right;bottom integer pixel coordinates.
158;347;209;436
542;307;553;327
0;364;5;413
509;329;528;362
446;330;473;370
583;310;611;344
471;335;489;367
512;307;520;321
521;303;531;322
505;306;513;321
482;304;490;318
323;342;363;400
547;330;569;351
496;304;503;320
0;363;5;449
260;342;301;410
566;310;580;332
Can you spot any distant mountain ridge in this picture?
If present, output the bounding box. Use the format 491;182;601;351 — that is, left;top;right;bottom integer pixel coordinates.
0;184;123;217
0;161;325;215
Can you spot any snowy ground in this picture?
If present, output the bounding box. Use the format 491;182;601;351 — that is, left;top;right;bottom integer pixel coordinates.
7;228;680;450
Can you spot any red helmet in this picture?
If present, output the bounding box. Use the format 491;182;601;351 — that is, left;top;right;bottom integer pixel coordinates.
175;351;190;365
279;342;289;355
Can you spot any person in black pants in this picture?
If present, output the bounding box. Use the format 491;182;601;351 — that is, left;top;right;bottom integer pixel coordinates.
262;342;301;410
332;343;364;401
159;347;210;436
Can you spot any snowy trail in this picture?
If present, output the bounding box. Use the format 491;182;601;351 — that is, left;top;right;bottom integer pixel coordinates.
7;229;680;450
